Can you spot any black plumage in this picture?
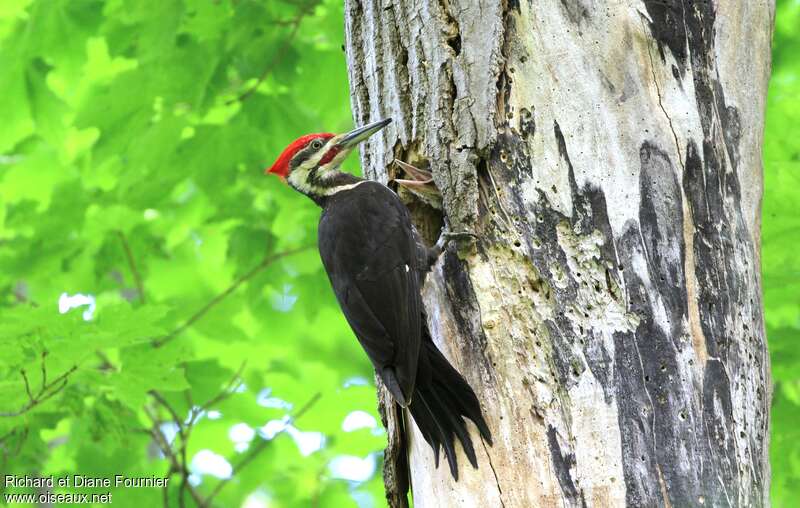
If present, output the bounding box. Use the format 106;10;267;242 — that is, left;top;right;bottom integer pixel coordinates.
317;181;491;479
266;118;492;479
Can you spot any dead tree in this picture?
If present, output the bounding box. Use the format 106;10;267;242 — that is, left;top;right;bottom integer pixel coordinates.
344;1;774;506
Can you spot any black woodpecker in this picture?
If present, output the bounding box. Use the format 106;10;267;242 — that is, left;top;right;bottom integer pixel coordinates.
266;118;491;479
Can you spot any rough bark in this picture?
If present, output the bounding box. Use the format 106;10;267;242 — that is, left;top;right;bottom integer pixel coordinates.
344;1;774;507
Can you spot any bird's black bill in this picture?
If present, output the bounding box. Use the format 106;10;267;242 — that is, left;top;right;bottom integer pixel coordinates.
337;118;392;149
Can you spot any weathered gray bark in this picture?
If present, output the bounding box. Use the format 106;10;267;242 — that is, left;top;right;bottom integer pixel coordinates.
345;1;774;507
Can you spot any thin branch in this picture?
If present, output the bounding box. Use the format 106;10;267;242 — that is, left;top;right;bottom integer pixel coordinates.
149;391;191;507
183;391;195;417
150;391;186;434
0;427;23;453
269;17;305;26
227;9;309;104
95;351;116;372
143;239;311;506
146;406;205;508
21;370;33;401
193;361;247;422
152;245;313;348
148;424;186;507
148;356;249;505
0;356;78;418
0;428;15;446
162;479;170;508
1;426;29;466
203;392;322;505
40;351;47;387
117;231;146;303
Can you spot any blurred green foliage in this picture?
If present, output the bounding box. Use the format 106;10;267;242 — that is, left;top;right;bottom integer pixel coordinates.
0;0;387;506
1;0;798;506
766;1;800;505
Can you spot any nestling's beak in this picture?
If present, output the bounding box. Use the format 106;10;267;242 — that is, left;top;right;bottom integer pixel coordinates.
336;118;392;149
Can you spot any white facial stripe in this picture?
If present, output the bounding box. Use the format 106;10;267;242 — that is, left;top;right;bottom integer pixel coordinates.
288;170;367;197
290;174;367;197
301;137;339;172
287;135;362;197
323;180;368;195
287;167;313;194
286;136;370;197
287;137;338;194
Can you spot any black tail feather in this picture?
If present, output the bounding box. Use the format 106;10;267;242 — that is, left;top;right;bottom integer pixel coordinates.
425;339;492;444
429;386;478;468
406;340;492;479
430;346;492;445
417;392;458;479
410;390;441;466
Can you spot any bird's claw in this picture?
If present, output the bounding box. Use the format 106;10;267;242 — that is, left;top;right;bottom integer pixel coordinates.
434;224;478;252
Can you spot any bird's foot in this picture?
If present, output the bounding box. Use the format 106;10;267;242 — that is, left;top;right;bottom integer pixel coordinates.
434;230;477;252
433;221;478;255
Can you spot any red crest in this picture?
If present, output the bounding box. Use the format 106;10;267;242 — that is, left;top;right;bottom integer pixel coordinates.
266;133;335;178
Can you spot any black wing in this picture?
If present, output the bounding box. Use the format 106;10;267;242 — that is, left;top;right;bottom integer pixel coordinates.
318;182;422;405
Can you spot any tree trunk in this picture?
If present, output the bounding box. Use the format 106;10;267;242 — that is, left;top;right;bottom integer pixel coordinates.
344;1;774;507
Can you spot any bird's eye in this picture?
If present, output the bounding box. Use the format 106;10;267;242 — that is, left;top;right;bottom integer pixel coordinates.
311;139;323;150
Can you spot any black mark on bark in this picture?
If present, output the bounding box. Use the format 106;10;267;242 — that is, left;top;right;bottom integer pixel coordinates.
701;359;740;506
553;120;573;174
447;33;462;56
547;425;580;502
615;222;700;507
519;107;535;139
442;251;491;364
638;141;687;340
559;0;591;26
643;0;688;69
